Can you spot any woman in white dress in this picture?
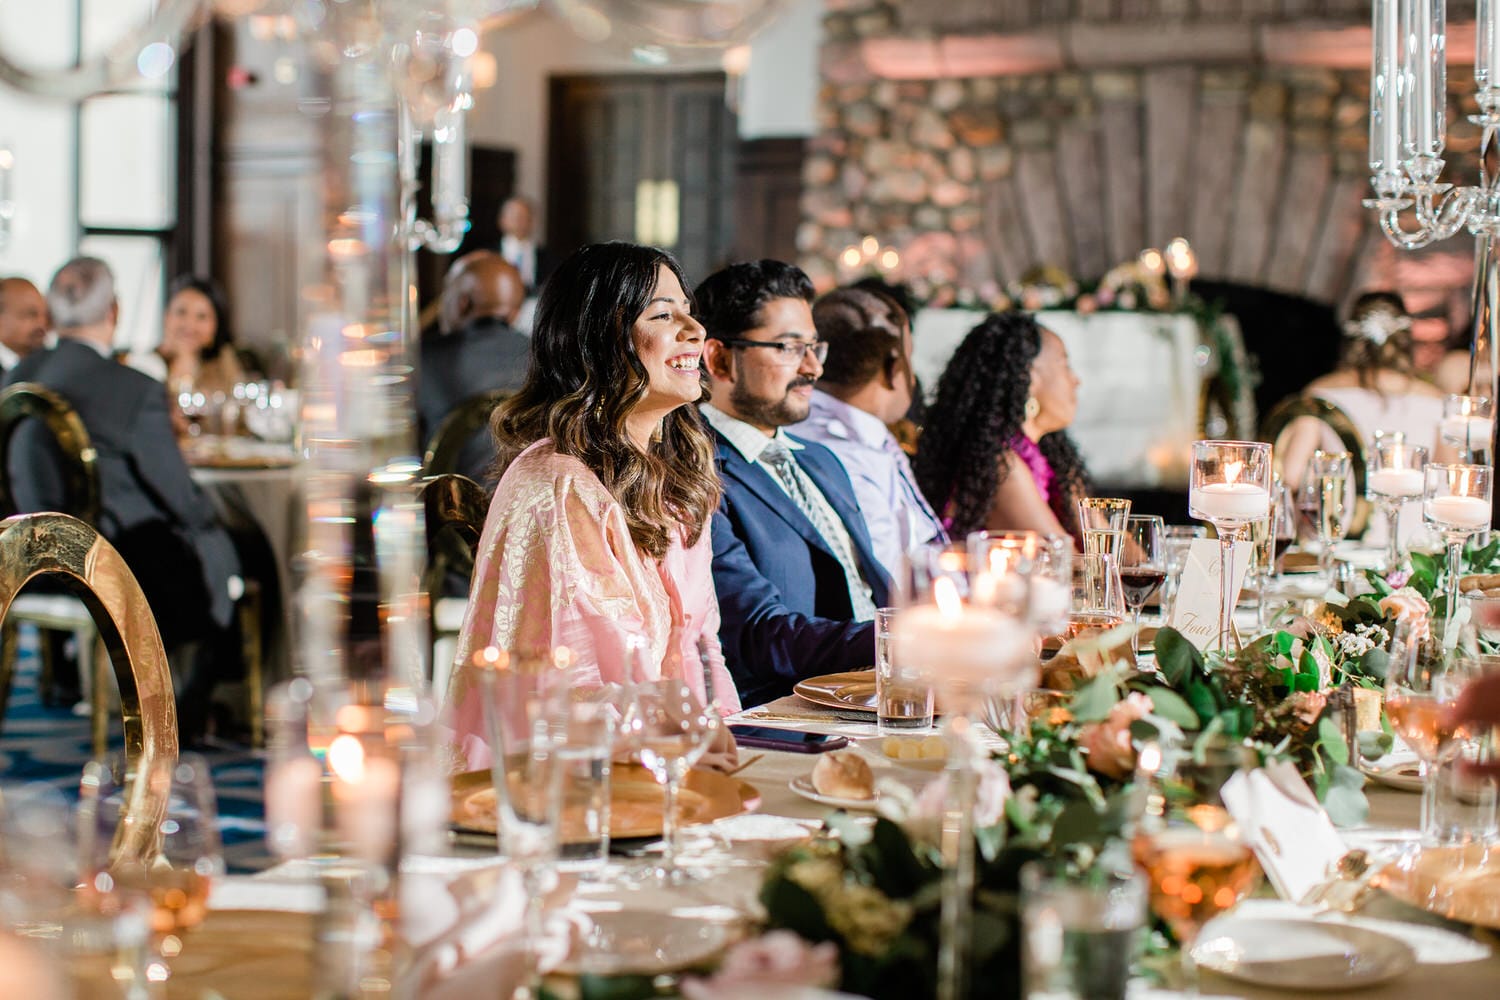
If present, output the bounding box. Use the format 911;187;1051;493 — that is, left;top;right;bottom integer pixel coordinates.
1280;291;1452;492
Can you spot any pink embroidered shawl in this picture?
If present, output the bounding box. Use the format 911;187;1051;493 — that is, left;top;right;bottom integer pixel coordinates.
445;440;737;770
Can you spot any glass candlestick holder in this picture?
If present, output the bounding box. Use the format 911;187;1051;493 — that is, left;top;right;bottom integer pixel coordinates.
1423;463;1494;642
1189;440;1273;652
1441;395;1494;464
1367;438;1427;574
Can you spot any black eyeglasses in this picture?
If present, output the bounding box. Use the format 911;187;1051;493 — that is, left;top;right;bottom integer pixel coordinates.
719;338;829;364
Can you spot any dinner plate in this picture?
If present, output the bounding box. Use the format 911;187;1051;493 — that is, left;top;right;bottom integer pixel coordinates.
450;762;759;844
561;911;728;976
793;670;878;714
1192;914;1415;990
1378;842;1500;928
788;775;880;811
1361;754;1424;793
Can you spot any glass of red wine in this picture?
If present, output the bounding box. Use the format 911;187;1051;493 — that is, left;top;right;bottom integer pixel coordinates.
1120;516;1165;663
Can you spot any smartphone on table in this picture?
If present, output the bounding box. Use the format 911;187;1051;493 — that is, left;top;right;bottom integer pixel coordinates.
728;725;850;754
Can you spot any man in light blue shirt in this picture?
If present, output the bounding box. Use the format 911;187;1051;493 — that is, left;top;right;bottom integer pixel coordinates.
795;286;946;579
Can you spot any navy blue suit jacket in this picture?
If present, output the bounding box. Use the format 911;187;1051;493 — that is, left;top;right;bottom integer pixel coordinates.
709;428;892;707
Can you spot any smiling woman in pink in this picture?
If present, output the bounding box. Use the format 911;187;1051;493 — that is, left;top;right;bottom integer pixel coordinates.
445;242;736;768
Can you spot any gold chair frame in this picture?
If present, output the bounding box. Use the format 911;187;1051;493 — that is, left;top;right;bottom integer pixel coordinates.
0;382;101;523
0;514;177;857
1258;394;1371;537
421;389;512;479
421;474;488;691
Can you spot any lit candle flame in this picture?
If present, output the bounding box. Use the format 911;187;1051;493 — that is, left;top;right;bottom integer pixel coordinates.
472;646;507;671
934;576;963;618
1224;461;1243;485
327;734;365;783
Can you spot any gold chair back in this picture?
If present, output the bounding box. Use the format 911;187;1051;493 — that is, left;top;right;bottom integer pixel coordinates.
421;474;488;595
0;382;101;523
0;513;175;858
1258;394;1371;537
421;389;512;478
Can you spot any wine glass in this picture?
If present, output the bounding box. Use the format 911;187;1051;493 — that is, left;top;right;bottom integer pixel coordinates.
77;753;223;987
1308;450;1353;578
1119;516;1165;662
1068;553;1126;643
1078;497;1131;559
1190;440;1273;652
1424;463;1494;640
1385;623;1483;843
1442;394;1494;463
624;639;719;884
1132;742;1260;992
1367;438;1427;574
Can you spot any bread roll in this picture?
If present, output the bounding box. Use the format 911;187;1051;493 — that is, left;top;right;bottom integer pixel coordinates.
811;750;874;800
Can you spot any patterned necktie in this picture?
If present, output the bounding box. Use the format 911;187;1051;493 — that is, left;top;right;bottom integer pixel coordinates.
887;437;948;545
761;439;878;621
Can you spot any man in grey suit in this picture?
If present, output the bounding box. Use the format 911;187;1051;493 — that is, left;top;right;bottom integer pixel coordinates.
5;257;242;742
418;250;531;483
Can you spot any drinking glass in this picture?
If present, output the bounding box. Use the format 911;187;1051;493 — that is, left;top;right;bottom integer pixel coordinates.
1442;394;1495;462
1423;463;1494;639
1022;862;1147;1000
1078;497;1131;560
1309;450;1353;577
1160;525;1206;619
1190;440;1273;652
875;607;934;733
970;530;1072;637
628;665;719;884
1131;743;1260;992
1068;553;1126;643
1368;438;1428;573
1385;625;1484;843
77;753;224;987
1119;516;1165;661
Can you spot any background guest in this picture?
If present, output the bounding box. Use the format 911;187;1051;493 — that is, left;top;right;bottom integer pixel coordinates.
914;310;1090;545
497;195;553;294
6;257;244;744
125;275;250;399
1279;290;1451;491
418;250;530;482
796;285;945;580
445;242;736;768
0;277;48;373
695;259;890;707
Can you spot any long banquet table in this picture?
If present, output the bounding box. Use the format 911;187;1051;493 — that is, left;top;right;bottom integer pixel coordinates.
112;739;1500;1000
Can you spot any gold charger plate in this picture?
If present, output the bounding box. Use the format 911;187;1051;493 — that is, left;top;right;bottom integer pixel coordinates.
1281;551;1320;574
1040;625;1158;656
793;670;877;714
1378;842;1500;928
450;761;759;844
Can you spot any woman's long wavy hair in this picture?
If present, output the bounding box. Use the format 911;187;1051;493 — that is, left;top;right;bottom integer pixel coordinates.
490;242;720;558
1341;290;1416;394
913;311;1091;541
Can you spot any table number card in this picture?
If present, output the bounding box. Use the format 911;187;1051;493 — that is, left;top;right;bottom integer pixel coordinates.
1221;761;1348;904
1168;538;1251;652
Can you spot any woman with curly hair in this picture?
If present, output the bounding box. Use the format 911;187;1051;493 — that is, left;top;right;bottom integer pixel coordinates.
1279;290;1451;492
446;242;738;767
913;310;1089;544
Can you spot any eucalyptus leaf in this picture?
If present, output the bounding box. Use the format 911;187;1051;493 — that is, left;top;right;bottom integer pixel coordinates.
1153;628;1200;687
1136;686;1201;730
1410;551;1438;581
1323;770;1370;827
1069;672;1124;722
1317;717;1349;766
576;975;659;1000
1357;729;1394;760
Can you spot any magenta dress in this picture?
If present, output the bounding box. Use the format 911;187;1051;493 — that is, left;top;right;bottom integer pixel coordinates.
444;440;737;770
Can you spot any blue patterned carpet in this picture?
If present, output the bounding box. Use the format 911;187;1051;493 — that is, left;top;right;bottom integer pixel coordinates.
0;626;275;873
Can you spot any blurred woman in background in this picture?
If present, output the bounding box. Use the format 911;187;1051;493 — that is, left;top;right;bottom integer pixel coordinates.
913;310;1091;546
127;275;250;397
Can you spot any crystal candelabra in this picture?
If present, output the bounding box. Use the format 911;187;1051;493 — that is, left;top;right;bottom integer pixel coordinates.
1366;0;1500;407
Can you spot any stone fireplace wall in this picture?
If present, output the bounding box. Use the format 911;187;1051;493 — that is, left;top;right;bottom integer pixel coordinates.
798;0;1480;348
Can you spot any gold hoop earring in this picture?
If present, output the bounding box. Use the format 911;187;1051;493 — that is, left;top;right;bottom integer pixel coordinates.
1024;396;1040;421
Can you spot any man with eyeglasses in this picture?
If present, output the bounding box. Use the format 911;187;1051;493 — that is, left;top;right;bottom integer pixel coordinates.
694;259;891;707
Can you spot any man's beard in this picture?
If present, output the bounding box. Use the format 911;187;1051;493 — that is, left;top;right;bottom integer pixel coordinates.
729;375;815;429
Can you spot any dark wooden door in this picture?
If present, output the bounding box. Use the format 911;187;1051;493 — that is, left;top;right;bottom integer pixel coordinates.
548;73;737;284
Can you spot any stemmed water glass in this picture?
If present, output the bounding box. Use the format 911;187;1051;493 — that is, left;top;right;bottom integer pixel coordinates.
1424;463;1494;640
1190;441;1273;652
1119;516;1165;661
1131;742;1260;993
1442;394;1494;463
1367;438;1427;573
1249;482;1295;629
1384;623;1483;842
1308;450;1353;578
624;638;720;885
77;753;224;987
1160;525;1206;620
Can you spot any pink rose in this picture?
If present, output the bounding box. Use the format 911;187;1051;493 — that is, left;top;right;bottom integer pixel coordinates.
1079;693;1153;780
1286;690;1328;725
1379;587;1431;641
911;756;1011;829
680;931;840;999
